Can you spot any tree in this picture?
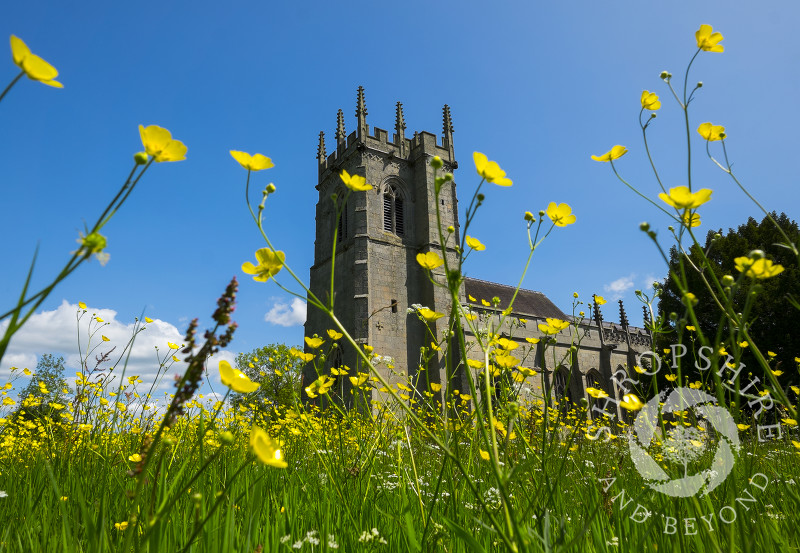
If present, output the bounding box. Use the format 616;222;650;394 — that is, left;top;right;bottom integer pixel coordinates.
13;353;71;424
18;353;71;403
658;213;800;386
231;344;304;414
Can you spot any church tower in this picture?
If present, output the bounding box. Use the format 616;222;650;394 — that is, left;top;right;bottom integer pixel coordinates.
304;88;461;405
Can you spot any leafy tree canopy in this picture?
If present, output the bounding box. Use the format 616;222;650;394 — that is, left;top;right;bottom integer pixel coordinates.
18;353;71;403
231;344;304;414
658;213;800;386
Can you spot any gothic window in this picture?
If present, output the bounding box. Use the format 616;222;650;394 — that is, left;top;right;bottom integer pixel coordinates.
335;191;348;243
585;369;605;412
553;368;568;402
382;183;404;236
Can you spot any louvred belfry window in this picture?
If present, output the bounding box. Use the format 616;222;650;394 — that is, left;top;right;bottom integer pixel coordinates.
382;184;404;237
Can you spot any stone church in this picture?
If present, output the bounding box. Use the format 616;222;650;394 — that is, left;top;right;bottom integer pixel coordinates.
303;88;651;417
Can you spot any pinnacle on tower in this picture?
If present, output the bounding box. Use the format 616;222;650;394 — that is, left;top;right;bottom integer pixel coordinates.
442;104;454;157
593;296;604;326
336;109;346;145
317;131;326;162
356;86;368;137
395;101;406;154
395;102;406;132
618;300;629;328
442;104;453;137
642;306;651;327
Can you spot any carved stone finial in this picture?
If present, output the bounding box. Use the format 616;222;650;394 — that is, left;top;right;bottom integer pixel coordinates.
317;131;326;162
442;104;454;157
335;109;346;143
593;296;604;326
618;299;629;329
395;102;406;132
442;104;454;135
356;86;368;138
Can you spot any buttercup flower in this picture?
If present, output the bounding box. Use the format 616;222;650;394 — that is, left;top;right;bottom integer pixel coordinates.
641;91;661;110
418;308;445;323
465;236;486;251
619;394;644;411
75;231;109;265
695;24;724;53
220;360;259;393
591;145;627;162
734;257;785;279
697;122;726;141
305;336;324;349
594;295;607;306
586;387;608;399
339;170;372;192
230;151;274;171
242;248;285;281
305;375;334;398
138;125;187;162
327;329;343;340
683;212;701;228
546;203;576;227
473;152;512;186
250;425;288;468
416;251;443;270
538;318;569;335
658;186;713;209
10;35;62;88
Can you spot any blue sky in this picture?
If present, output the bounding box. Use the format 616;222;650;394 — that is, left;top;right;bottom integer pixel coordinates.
2;0;798;392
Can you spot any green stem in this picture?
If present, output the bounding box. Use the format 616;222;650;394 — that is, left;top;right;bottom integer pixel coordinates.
0;71;24;104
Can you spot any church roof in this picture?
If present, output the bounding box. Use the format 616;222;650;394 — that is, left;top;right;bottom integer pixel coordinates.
463;277;568;320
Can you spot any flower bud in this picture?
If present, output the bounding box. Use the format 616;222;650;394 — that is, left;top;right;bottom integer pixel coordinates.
444;173;454;181
538;210;545;217
266;183;276;194
721;275;735;286
220;431;234;445
748;249;765;260
668;226;674;232
660;71;671;80
696;81;703;88
713;233;722;241
134;152;148;165
477;193;485;202
639;222;650;232
669;312;678;321
524;211;534;221
573;292;579;298
430;156;443;169
447;225;455;233
751;284;763;295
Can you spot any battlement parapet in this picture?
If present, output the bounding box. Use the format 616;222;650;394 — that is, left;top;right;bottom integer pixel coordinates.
317;88;456;181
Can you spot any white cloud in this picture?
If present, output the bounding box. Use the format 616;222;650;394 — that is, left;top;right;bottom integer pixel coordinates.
264;298;306;327
604;275;635;301
642;274;661;290
0;300;237;397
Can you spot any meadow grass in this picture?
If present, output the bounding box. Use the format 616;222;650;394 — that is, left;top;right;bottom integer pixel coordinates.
0;391;798;552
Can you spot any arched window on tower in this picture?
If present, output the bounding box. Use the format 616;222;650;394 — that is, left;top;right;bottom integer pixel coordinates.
382;183;404;236
336;195;348;243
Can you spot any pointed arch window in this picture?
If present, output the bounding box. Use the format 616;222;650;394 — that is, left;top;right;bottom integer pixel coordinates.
335;190;348;243
382;183;404;236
